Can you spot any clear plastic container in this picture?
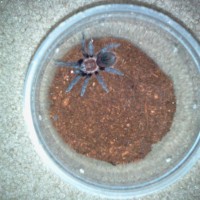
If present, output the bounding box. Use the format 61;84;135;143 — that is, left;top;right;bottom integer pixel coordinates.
23;4;200;198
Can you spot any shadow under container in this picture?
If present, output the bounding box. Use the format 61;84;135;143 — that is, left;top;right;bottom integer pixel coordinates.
23;4;200;199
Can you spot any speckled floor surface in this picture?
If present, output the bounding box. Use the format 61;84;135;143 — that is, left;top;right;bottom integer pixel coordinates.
0;0;200;199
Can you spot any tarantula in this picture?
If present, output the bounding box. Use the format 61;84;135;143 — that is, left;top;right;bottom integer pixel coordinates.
55;34;124;96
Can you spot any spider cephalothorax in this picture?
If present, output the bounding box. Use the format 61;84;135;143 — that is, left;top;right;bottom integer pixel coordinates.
55;34;124;96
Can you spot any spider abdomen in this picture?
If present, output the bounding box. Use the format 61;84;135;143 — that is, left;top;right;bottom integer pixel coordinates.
96;52;116;68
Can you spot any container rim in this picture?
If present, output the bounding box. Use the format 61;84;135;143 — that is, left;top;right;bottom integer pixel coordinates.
23;4;200;199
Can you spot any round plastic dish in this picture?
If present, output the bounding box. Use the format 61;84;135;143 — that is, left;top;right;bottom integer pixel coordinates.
23;4;200;198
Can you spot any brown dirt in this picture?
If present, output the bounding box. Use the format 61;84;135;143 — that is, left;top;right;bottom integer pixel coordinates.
49;37;176;165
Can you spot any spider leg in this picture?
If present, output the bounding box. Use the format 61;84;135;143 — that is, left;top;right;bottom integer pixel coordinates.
95;73;109;93
66;75;82;93
73;69;81;74
88;39;94;56
55;61;79;69
104;67;124;76
100;43;120;53
81;33;88;57
80;75;91;96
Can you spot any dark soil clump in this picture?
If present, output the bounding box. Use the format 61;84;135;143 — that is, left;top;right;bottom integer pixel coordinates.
49;37;176;165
